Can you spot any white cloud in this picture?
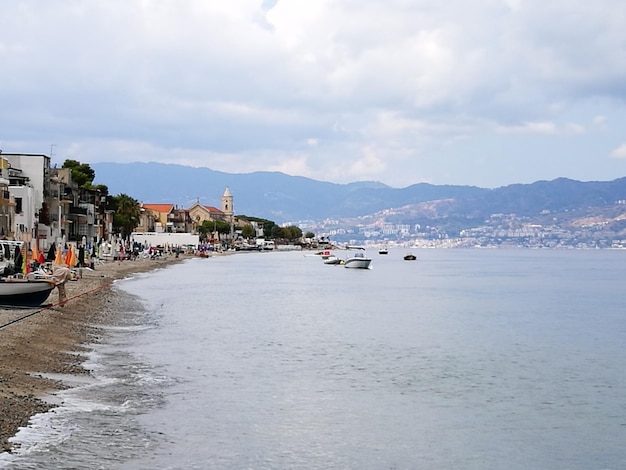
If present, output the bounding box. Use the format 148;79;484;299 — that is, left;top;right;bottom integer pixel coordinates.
1;0;626;188
610;144;626;159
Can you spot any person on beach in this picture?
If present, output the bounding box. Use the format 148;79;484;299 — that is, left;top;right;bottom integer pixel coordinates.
51;264;71;304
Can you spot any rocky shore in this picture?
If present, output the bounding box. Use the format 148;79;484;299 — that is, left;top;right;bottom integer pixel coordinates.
0;255;184;453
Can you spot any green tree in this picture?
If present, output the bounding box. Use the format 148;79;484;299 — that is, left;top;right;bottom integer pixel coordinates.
198;219;231;241
282;225;303;241
62;159;96;188
304;231;315;239
241;224;255;239
238;216;278;240
110;193;141;238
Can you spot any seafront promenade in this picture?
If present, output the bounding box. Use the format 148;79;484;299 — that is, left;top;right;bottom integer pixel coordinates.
0;254;185;452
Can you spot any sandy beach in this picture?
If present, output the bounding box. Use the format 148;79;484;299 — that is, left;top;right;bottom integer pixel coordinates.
0;255;184;452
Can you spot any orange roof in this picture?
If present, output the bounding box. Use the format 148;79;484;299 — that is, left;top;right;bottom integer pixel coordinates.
204;206;223;213
143;203;175;213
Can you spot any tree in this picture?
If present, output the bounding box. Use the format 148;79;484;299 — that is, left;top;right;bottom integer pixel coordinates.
282;225;303;241
241;224;255;239
62;159;96;188
198;219;231;241
304;231;315;239
110;193;140;238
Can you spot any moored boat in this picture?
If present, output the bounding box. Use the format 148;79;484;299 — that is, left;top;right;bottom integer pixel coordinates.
344;247;372;269
323;255;344;265
404;253;417;261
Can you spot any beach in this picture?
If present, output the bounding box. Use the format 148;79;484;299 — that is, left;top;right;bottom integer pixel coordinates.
0;255;184;452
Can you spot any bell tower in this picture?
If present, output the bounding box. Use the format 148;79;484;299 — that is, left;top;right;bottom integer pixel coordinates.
221;187;234;241
221;187;233;218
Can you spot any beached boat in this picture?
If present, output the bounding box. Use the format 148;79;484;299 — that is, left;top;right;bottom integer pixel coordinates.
0;277;56;307
0;240;57;307
344;247;372;269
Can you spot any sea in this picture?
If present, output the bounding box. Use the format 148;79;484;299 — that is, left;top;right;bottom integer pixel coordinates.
1;248;626;470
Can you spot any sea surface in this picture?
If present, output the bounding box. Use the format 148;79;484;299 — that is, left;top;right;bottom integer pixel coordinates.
1;249;626;469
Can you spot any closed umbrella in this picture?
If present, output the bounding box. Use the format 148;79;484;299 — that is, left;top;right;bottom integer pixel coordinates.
47;243;56;262
69;246;77;267
31;241;40;262
54;244;64;265
64;245;73;267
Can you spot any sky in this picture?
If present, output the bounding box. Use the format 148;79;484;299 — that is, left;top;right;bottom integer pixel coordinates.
1;0;625;189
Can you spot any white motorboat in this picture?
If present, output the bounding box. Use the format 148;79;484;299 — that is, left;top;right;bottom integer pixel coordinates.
323;255;344;265
343;248;372;269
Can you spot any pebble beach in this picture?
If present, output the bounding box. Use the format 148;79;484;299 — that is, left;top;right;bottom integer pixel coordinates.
0;255;184;452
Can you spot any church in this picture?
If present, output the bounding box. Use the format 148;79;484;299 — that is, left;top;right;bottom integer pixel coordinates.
138;187;236;235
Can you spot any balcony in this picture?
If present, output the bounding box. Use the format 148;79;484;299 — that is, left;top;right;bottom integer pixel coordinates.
69;206;88;216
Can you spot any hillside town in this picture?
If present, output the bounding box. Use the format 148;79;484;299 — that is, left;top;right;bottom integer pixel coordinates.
0;152;280;258
298;205;626;250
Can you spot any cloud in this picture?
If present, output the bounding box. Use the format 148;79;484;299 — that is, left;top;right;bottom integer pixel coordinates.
610;144;626;159
1;0;625;188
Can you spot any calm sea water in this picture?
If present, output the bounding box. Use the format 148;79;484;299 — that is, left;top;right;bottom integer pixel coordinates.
2;249;626;469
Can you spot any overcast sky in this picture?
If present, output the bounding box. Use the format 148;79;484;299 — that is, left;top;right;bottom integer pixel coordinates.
1;0;625;189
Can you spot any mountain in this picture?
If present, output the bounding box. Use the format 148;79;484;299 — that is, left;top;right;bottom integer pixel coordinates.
92;162;626;224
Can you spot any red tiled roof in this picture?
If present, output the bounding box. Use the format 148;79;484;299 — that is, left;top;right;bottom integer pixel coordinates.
204;206;223;213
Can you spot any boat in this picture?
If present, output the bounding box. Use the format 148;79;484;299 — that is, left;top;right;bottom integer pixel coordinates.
378;246;388;255
0;240;57;307
344;247;372;269
323;255;344;265
404;253;417;261
304;250;332;259
0;276;56;307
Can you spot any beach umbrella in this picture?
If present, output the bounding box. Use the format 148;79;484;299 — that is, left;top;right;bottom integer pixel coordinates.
69;246;78;267
64;245;73;267
47;243;56;262
54;244;64;265
31;241;40;262
22;243;30;274
78;246;85;266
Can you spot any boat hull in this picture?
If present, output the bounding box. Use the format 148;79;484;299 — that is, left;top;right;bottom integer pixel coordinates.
0;279;56;307
344;257;372;269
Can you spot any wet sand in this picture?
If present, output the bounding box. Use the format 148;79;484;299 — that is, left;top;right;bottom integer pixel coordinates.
0;255;184;452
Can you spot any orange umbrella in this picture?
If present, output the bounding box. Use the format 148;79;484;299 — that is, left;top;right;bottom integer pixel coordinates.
64;245;73;267
54;244;64;265
31;241;40;262
69;246;77;267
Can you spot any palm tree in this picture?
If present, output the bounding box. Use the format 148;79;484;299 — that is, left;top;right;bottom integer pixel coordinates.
111;193;141;238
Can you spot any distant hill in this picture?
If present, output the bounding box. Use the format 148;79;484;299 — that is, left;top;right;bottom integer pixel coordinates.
92;162;626;224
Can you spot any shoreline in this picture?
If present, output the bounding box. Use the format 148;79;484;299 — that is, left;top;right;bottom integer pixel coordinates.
0;255;184;452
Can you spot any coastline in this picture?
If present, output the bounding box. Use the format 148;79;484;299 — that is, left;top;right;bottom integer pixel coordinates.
0;255;185;452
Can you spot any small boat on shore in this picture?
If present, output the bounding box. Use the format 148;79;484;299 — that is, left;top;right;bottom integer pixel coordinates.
0;240;58;307
0;277;56;307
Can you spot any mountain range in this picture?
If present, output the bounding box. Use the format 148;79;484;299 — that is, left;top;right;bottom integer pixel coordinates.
92;162;626;225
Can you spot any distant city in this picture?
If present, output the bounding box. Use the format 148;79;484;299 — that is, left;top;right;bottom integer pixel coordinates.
295;203;626;249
